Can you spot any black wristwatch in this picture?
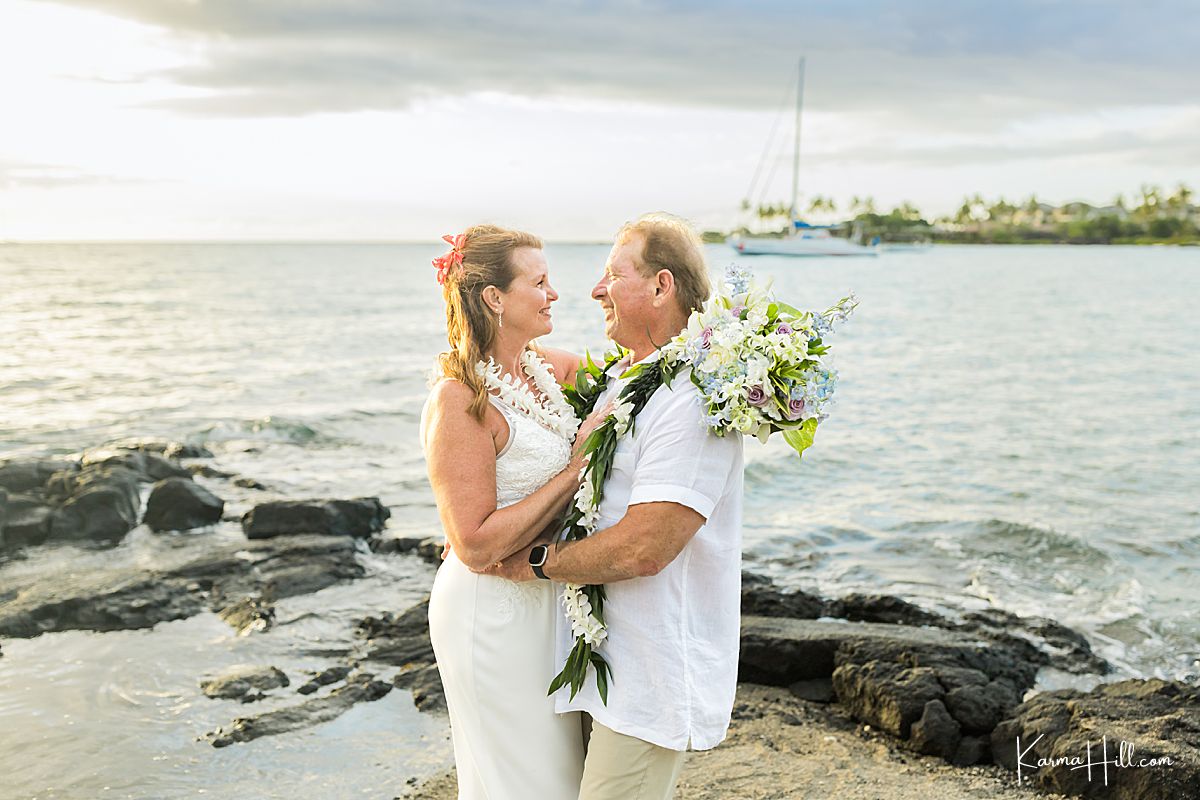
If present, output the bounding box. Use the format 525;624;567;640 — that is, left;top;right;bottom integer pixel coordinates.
528;544;550;580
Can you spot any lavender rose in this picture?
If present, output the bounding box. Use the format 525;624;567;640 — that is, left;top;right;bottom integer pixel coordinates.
746;385;769;407
776;322;793;335
786;396;806;420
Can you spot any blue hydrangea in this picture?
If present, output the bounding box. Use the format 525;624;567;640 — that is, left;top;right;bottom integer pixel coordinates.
724;263;753;295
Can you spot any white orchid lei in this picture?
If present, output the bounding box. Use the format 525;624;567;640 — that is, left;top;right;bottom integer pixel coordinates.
550;264;858;704
476;349;581;441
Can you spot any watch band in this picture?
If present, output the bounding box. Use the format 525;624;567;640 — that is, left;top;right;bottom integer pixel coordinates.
529;544;550;580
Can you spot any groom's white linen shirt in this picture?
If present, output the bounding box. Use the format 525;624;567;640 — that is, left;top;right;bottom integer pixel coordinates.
554;354;744;751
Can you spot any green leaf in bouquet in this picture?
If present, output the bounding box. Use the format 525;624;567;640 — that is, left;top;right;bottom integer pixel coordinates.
772;368;799;383
782;418;818;456
776;301;803;318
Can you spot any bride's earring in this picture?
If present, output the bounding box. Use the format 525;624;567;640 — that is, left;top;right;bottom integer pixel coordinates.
498;310;503;329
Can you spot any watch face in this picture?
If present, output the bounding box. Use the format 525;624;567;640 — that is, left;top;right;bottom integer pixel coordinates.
529;545;548;567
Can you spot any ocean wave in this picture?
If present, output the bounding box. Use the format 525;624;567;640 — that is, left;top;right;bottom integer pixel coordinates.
189;416;330;447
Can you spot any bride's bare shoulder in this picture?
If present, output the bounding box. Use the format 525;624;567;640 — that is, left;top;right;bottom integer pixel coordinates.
426;378;479;417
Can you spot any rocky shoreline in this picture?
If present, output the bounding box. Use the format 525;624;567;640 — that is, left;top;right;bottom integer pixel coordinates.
2;443;1197;799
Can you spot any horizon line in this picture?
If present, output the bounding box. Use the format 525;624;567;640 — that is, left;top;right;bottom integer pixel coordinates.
0;238;620;246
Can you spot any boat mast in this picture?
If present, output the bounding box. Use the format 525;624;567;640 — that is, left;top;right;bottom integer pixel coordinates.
790;57;805;223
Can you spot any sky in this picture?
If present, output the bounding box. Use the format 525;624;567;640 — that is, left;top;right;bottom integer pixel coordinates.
1;0;1197;241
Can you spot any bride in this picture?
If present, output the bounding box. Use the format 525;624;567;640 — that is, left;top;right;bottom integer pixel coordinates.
420;225;605;799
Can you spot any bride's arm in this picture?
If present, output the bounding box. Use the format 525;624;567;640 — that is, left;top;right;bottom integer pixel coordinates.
423;380;594;571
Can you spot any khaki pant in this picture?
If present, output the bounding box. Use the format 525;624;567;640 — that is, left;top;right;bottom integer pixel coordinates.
578;720;687;800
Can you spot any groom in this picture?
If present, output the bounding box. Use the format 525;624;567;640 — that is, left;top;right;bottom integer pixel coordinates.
490;213;745;800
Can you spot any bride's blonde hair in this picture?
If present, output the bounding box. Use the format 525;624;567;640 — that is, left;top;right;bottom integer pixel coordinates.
436;224;543;420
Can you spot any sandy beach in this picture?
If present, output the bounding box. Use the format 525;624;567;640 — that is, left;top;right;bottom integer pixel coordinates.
402;682;1067;800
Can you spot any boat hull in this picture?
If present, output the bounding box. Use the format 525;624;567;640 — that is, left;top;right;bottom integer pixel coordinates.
729;235;877;257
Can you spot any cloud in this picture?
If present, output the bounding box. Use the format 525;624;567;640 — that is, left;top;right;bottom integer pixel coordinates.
822;115;1200;170
0;159;165;189
43;0;1200;123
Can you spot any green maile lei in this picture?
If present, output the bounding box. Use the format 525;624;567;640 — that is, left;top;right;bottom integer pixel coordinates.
548;347;669;704
547;275;857;703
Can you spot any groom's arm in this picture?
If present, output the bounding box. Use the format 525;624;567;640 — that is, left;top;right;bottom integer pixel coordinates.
482;501;704;583
484;395;740;583
544;501;706;582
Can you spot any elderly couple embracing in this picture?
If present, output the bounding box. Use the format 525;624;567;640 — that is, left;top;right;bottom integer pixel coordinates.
420;213;745;800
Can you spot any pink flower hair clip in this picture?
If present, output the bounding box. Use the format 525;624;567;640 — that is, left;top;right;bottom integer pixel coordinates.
432;233;467;285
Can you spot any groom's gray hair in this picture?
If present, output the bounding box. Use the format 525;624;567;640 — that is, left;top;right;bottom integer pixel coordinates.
616;212;711;315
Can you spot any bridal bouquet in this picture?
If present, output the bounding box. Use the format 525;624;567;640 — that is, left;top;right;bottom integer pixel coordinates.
658;263;857;452
551;264;858;703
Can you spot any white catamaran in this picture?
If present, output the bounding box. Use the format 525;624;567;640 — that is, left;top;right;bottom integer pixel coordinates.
729;58;877;258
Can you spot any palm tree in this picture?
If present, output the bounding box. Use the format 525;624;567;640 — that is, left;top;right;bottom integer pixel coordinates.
953;199;974;225
987;198;1017;223
1136;184;1163;218
1168;183;1194;214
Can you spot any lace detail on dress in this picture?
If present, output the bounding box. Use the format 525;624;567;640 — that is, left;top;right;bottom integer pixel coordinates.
488;397;572;618
491;398;572;510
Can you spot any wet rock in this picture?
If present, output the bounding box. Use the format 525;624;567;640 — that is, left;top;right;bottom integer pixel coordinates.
297;665;354;695
739;615;1037;765
189;464;236;479
45;463;136;502
215;590;275;635
354;599;436;668
992;678;1200;799
201;665;290;700
0;494;53;548
232;476;267;490
242;497;391;539
204;672;393;747
0;458;79;494
0;533;363;638
48;466;141;542
144;477;224;532
740;572;824;619
393;663;446;712
959;607;1110;676
825;593;947;627
740;616;996;687
353;598;445;711
369;534;443;564
746;575;1107;682
908;699;961;760
79;448;191;482
109;438;214;460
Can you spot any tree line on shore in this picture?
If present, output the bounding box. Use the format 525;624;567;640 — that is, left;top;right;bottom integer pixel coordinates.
710;183;1199;245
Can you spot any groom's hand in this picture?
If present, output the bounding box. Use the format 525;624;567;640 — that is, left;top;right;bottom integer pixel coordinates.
472;549;536;582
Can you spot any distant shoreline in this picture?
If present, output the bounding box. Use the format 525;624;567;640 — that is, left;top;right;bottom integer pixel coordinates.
2;239;1197;248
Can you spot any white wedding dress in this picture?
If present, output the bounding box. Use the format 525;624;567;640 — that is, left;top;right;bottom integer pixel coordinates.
427;394;585;799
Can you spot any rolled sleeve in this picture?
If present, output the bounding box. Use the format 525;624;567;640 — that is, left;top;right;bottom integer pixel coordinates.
627;387;741;521
627;484;717;519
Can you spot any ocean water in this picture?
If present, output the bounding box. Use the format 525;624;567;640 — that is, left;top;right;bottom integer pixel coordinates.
1;241;1198;796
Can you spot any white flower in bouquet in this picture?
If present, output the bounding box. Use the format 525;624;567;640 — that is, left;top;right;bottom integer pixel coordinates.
659;263;858;456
